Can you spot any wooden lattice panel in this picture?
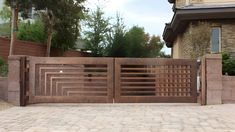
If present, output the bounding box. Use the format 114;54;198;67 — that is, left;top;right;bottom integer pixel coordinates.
115;58;198;103
28;57;114;103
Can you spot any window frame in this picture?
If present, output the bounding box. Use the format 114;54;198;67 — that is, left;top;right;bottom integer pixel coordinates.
211;27;222;53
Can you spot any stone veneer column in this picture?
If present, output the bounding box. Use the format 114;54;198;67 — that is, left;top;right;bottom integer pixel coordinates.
8;56;25;106
202;54;223;105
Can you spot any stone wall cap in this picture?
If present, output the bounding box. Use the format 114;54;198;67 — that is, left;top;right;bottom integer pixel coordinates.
8;55;28;60
204;54;222;59
222;76;235;81
0;77;8;80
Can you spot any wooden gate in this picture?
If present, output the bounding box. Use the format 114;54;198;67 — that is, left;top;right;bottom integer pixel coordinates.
28;57;114;103
25;57;198;104
115;58;198;103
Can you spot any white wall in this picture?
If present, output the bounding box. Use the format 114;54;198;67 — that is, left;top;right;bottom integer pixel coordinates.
0;0;4;23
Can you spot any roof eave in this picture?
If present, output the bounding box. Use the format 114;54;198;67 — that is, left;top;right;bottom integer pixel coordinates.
168;0;175;4
163;7;235;48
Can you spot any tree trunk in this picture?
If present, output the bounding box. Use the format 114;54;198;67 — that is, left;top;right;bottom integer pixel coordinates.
46;31;52;57
9;7;18;56
45;8;54;57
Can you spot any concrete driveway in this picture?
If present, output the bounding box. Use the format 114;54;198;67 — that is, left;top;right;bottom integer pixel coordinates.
0;103;235;132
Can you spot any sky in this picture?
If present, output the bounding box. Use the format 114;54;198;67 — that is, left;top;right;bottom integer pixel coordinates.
85;0;174;54
0;0;3;9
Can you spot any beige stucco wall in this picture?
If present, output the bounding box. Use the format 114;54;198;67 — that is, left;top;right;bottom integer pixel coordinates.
172;25;191;59
172;35;182;59
172;20;235;59
175;0;235;7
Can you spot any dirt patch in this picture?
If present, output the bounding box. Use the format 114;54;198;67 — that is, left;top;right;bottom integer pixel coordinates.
0;100;13;112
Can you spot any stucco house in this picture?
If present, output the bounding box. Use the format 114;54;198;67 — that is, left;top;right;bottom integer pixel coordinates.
163;0;235;58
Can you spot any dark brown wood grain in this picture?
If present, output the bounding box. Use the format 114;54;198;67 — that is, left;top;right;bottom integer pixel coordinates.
114;58;198;103
28;57;114;104
26;57;198;104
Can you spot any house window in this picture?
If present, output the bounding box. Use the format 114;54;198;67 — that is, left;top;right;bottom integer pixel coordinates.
211;27;221;53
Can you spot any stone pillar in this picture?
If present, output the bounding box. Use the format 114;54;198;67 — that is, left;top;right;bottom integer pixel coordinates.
8;56;25;106
201;54;223;105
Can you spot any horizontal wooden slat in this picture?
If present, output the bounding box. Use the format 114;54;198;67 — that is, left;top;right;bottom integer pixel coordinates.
121;68;192;70
44;72;108;75
62;87;107;91
121;73;191;75
121;82;155;84
121;86;156;89
62;86;108;89
121;77;156;80
31;96;112;103
52;77;107;80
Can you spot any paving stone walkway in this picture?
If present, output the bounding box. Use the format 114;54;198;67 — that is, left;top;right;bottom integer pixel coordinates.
0;103;235;132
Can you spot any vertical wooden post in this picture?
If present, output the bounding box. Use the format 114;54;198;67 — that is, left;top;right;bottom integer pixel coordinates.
201;56;207;105
20;57;28;106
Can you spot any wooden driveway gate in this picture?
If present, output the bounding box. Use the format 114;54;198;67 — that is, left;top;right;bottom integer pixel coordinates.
25;57;197;104
114;58;198;103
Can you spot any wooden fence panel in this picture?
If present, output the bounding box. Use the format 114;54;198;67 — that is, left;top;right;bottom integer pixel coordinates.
115;58;198;103
28;57;114;103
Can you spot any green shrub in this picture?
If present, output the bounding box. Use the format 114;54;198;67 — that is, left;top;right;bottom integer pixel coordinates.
222;53;235;76
0;58;4;66
17;19;46;43
0;57;8;77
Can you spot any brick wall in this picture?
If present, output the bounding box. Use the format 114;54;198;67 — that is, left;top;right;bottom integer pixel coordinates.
221;20;235;58
0;37;90;62
173;20;235;59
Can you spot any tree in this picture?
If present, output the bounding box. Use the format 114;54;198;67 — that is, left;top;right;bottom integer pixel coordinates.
0;6;11;23
32;0;86;56
106;14;126;57
124;26;163;58
5;0;32;55
17;19;46;43
51;0;85;52
5;0;86;56
182;22;211;59
147;35;164;57
83;7;111;56
124;26;147;57
0;6;11;37
0;23;11;37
